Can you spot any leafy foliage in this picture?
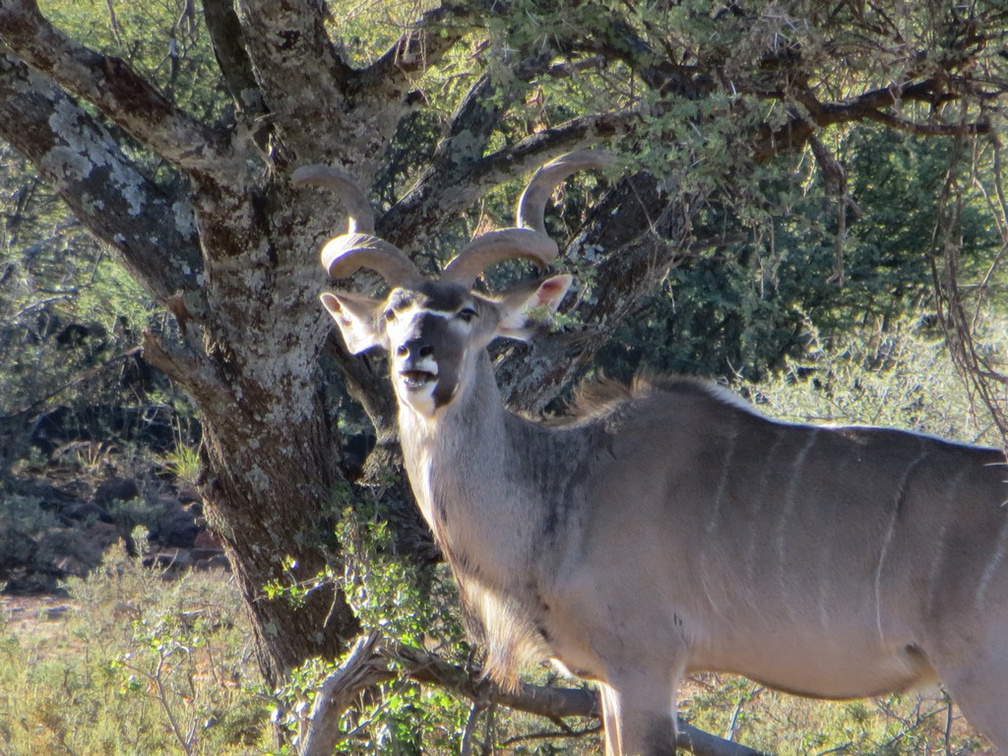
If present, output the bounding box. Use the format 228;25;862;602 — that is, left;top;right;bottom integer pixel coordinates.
600;126;1006;383
268;494;473;753
0;542;267;755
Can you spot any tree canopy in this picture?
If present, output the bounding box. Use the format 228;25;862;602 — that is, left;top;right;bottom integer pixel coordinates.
1;1;1006;753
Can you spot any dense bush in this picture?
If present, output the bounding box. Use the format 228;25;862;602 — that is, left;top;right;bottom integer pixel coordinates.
600;127;1003;383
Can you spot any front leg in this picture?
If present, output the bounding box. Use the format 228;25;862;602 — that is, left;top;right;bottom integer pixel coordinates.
599;666;680;756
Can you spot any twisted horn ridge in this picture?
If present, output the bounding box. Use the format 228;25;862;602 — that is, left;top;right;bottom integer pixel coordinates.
321;234;421;283
441;149;613;287
516;149;615;233
440;228;559;285
292;165;376;235
293;165;421;285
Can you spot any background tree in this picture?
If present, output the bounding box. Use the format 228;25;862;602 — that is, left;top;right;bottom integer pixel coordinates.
1;0;1006;749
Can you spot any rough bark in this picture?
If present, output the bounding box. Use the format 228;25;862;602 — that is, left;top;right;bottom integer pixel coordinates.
0;54;201;300
199;392;359;681
202;0;266;118
0;0;238;177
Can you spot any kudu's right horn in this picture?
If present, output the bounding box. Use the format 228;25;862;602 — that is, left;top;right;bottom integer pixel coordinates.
292;164;421;286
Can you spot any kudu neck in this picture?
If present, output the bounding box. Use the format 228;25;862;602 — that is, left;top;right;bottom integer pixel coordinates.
398;350;510;448
397;346;591;592
397;349;537;564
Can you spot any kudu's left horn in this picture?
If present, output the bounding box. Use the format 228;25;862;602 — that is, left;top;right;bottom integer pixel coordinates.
440;150;614;287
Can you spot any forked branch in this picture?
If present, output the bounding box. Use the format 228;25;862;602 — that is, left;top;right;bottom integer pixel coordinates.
0;0;238;177
300;632;767;756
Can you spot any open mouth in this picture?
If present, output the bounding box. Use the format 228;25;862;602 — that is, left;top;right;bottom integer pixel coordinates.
399;370;437;390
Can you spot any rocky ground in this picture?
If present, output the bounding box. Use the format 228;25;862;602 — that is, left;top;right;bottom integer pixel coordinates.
2;451;228;595
1;592;77;634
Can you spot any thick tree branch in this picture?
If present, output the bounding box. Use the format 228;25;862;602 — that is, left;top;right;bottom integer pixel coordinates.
362;3;476;98
564;13;714;98
535;6;998;166
300;632;388;756
380;109;636;252
377;72;513;253
369;4;732;256
0;53;202;301
202;0;266;118
235;0;353;160
393;641;766;755
754;78;992;163
0;0;238;178
856;106;989;136
437;72;509;163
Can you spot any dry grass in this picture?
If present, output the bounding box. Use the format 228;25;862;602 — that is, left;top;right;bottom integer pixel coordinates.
0;543;268;756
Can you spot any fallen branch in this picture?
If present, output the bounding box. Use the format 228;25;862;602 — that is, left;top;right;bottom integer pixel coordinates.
299;631;768;756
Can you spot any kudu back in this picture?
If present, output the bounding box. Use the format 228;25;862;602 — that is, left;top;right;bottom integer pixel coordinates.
296;152;1008;755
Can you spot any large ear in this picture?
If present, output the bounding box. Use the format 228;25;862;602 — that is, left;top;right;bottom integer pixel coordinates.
319;292;388;354
496;274;573;341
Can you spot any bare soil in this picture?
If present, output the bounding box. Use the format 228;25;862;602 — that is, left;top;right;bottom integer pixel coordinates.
1;593;77;632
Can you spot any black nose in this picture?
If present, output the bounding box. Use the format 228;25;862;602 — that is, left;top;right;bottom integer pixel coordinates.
397;339;433;359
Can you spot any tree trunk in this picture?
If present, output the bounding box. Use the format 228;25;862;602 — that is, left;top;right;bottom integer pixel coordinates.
137;171;373;684
201;399;359;684
139;278;362;686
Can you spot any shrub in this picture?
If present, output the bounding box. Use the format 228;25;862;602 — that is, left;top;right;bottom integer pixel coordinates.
0;539;268;756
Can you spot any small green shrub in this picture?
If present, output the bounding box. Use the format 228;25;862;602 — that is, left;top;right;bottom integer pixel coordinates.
270;500;474;754
0;541;268;756
164;442;202;492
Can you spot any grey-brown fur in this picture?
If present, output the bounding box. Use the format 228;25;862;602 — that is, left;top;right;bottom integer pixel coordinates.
301;152;1008;756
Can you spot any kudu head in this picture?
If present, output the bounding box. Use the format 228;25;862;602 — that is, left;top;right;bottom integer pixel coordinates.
294;151;610;419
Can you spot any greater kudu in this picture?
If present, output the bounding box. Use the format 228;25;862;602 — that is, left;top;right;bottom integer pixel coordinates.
295;152;1008;755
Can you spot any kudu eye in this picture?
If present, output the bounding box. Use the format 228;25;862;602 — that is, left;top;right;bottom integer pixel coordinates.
383;309;395;323
457;307;478;323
